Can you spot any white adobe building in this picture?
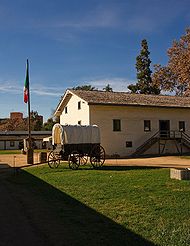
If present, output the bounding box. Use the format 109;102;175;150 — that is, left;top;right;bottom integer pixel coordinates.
54;89;190;157
0;131;51;150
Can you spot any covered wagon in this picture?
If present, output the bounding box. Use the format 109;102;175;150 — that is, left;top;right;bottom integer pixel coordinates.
48;124;105;169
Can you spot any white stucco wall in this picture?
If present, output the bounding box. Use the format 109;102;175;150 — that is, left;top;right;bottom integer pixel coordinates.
60;94;90;125
89;105;190;157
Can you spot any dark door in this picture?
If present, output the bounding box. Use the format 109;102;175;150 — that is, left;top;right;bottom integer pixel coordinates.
159;120;170;138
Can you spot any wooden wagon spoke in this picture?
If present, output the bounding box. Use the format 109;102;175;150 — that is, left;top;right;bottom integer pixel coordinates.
90;145;105;169
68;151;80;170
80;155;88;165
48;151;61;168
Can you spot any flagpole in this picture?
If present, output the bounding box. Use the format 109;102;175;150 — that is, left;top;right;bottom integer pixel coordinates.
27;59;32;150
25;59;33;164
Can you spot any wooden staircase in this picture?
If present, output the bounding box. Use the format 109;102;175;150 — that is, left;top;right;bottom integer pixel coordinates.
180;132;190;149
132;131;159;157
132;131;190;157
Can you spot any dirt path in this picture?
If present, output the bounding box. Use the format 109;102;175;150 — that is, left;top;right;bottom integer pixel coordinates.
0;154;190;169
105;156;190;168
0;153;39;168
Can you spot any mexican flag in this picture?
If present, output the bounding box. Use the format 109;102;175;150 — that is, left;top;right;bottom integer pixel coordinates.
24;59;29;103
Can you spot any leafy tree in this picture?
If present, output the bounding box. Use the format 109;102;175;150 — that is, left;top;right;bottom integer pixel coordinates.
127;84;139;93
30;111;43;131
43;115;59;131
43;118;55;131
72;85;96;91
152;64;185;95
103;84;113;92
152;28;190;95
128;39;160;95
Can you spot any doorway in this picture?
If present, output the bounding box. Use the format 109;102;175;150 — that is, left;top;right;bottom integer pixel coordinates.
159;120;170;138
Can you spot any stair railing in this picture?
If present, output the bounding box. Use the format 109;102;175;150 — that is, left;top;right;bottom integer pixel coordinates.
181;132;190;143
134;130;160;153
133;130;190;157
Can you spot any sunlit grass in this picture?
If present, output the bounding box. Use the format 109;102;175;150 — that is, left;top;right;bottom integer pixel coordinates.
20;164;190;246
0;149;48;154
0;150;22;154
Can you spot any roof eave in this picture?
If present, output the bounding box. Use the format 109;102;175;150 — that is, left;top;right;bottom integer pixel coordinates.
54;89;74;116
88;102;190;109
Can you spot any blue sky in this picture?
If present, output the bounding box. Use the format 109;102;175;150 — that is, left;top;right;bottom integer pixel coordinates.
0;0;190;121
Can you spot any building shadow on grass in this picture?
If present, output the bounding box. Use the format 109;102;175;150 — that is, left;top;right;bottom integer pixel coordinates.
0;163;11;169
3;169;156;246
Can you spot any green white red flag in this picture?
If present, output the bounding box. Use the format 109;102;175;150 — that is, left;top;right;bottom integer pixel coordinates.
24;59;29;103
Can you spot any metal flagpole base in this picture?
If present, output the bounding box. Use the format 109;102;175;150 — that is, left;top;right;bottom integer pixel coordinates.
27;148;34;164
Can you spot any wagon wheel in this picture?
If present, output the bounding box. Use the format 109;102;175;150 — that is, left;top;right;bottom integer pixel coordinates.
48;151;61;168
90;145;105;168
80;155;88;165
68;151;80;170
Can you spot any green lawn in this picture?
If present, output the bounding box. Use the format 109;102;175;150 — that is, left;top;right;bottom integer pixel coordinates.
0;150;22;154
0;149;48;154
15;164;190;245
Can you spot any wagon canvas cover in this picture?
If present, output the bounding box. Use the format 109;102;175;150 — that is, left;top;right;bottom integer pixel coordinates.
52;124;100;145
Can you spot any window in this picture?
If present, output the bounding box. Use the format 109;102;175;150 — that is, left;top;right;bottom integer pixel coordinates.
78;120;81;125
65;106;68;114
10;141;15;147
144;120;151;132
78;101;81;110
179;121;185;132
113;119;121;131
126;141;132;148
